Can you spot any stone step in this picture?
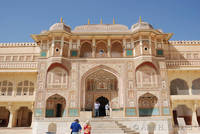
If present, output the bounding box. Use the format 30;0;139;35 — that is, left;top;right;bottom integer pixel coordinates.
91;129;124;133
89;120;126;134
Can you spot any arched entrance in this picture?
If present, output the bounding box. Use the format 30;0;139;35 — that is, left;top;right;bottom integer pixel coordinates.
96;96;109;116
16;107;32;127
173;105;192;125
82;68;119;117
46;94;66;117
0;107;10;127
138;93;158;117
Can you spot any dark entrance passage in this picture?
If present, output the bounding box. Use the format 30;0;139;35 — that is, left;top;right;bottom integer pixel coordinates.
96;96;109;116
56;104;62;117
0;107;10;127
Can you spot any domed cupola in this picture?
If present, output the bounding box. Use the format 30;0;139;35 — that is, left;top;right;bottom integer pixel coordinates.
49;17;71;33
131;17;154;32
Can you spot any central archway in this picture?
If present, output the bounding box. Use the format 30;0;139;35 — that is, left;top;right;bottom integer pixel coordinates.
80;65;120;115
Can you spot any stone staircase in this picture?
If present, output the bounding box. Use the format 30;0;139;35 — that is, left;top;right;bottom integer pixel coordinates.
90;119;139;134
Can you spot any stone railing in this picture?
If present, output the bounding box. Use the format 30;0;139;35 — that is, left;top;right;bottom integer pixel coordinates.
0;62;38;69
166;60;200;67
169;40;200;45
0;42;37;47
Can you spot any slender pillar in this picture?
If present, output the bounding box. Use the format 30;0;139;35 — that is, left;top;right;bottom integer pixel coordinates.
188;81;192;95
107;39;111;57
60;36;64;56
192;103;199;126
131;38;134;56
92;38;96;57
8;111;13;128
30;109;34;128
47;40;50;57
77;39;80;57
8;107;16;128
149;36;152;55
52;37;55;56
139;35;143;55
68;39;72;57
123;38;126;57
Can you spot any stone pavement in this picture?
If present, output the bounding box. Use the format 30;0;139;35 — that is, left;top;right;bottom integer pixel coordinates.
0;127;32;134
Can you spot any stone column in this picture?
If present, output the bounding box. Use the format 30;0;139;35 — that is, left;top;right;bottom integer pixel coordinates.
192;103;199;126
123;38;126;57
8;106;16;128
68;39;72;57
188;81;193;95
77;39;80;57
149;36;152;55
60;36;64;56
107;39;111;57
92;38;96;57
51;37;55;56
47;40;50;57
131;38;134;56
139;36;143;55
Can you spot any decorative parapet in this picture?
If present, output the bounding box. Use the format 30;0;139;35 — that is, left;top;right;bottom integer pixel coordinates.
166;60;200;68
0;42;37;47
169;40;200;45
0;62;38;69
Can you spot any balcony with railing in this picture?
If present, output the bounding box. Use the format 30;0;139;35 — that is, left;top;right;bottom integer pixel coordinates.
166;60;200;68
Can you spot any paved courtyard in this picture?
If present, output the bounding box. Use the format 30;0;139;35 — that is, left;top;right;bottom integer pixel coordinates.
0;128;32;134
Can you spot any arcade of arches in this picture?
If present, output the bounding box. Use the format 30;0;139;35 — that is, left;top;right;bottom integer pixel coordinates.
0;106;32;127
80;41;123;58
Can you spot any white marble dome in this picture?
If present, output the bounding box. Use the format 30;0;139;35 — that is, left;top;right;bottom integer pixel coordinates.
131;21;154;32
49;23;71;33
73;24;129;33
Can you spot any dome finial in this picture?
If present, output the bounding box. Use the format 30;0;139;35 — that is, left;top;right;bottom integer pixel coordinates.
100;17;103;24
60;17;63;23
88;18;90;24
139;16;142;23
113;17;115;24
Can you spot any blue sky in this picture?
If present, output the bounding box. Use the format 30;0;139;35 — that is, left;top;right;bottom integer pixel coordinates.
0;0;199;42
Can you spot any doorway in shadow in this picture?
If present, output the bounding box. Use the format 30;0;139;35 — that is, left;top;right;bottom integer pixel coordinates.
96;96;109;116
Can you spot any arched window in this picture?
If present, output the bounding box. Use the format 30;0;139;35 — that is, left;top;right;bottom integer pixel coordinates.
0;80;13;96
80;42;92;58
111;42;123;57
16;107;32;127
16;80;34;96
136;63;158;88
170;79;189;95
47;67;68;88
192;78;200;95
139;93;158;116
96;41;107;58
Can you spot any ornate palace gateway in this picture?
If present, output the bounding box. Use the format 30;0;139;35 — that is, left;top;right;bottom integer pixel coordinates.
0;18;200;134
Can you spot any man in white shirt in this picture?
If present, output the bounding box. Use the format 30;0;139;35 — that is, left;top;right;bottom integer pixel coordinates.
105;103;110;116
94;101;100;117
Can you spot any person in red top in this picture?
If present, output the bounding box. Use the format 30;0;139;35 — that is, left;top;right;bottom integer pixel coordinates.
83;120;91;134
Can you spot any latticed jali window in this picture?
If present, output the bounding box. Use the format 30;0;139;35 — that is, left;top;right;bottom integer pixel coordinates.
0;80;13;96
16;80;34;96
47;67;68;88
